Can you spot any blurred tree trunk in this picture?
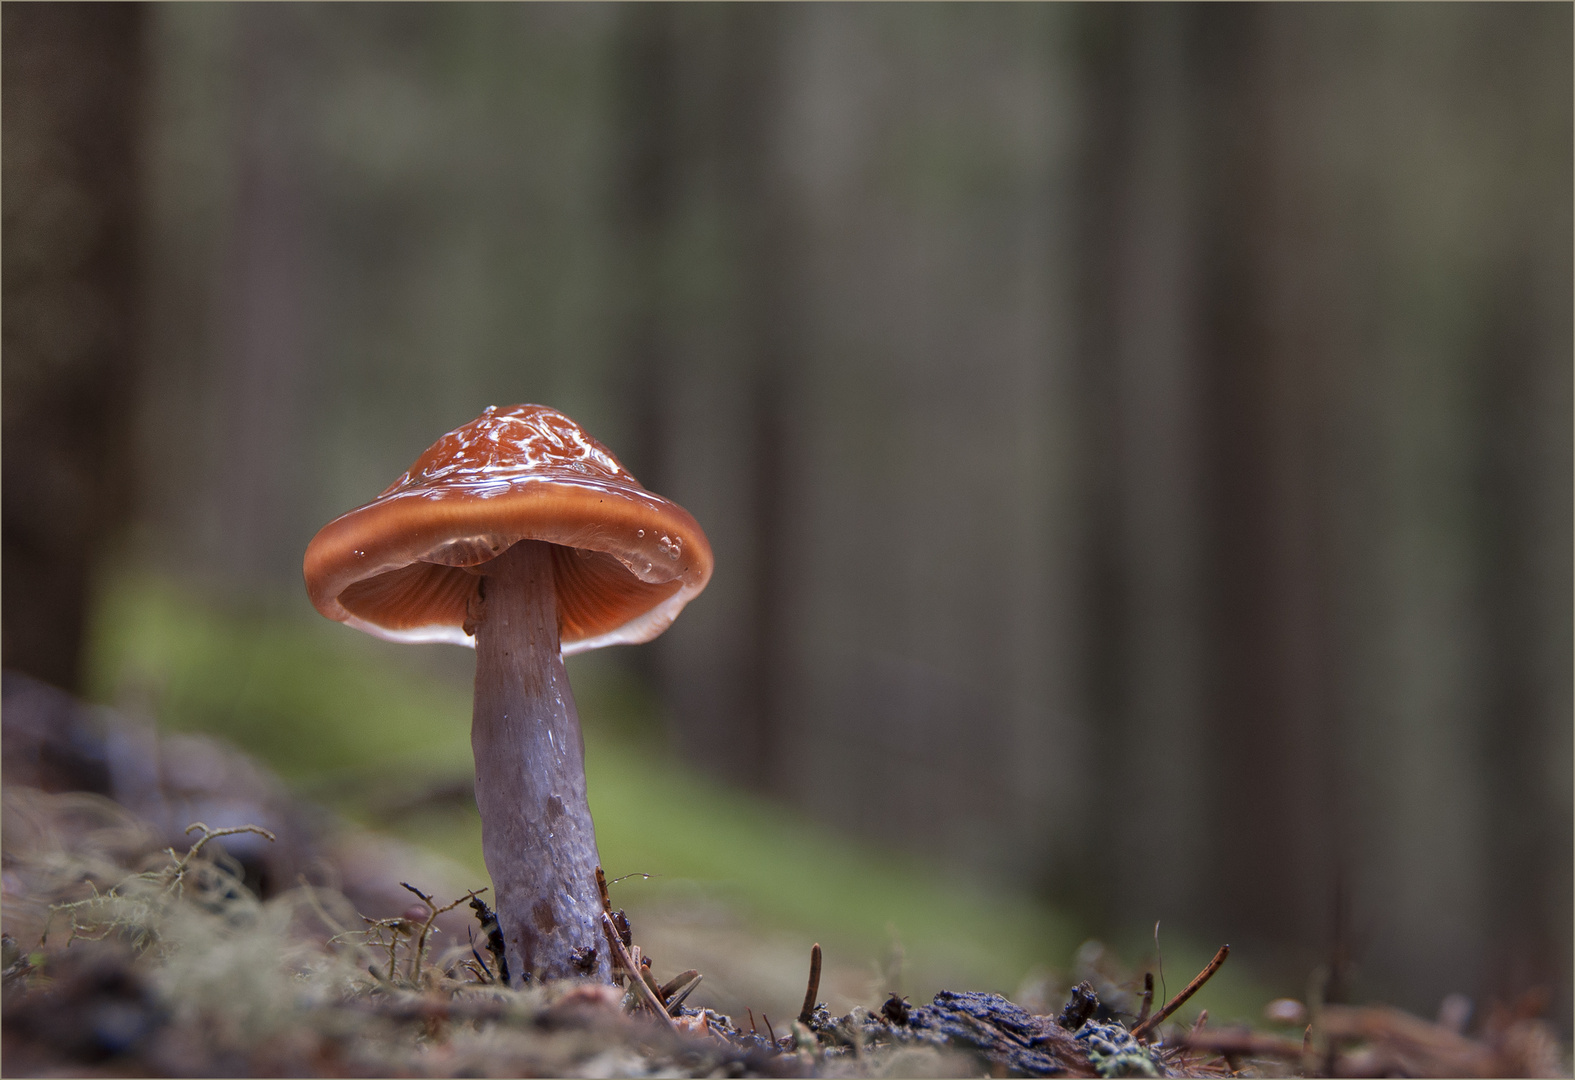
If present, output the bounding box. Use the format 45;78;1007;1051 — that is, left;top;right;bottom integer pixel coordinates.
614;5;679;506
2;4;146;692
211;5;314;587
615;6;801;796
1189;1;1351;989
643;3;1091;876
1469;34;1573;1017
723;5;798;797
1074;3;1571;1019
613;4;680;707
1476;255;1574;1015
1070;2;1211;922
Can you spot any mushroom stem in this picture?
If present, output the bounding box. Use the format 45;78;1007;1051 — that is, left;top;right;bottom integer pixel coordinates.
470;539;611;985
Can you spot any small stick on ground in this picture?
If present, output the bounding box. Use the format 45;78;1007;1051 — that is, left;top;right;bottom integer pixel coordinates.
799;943;823;1024
599;912;676;1032
1132;945;1229;1040
1177;1029;1307;1060
763;1014;778;1046
748;1008;759;1035
1135;972;1154;1031
666;973;703;1015
641;962;667;1002
399;882;487;985
660;969;701;1000
595;865;612;914
166;823;277;895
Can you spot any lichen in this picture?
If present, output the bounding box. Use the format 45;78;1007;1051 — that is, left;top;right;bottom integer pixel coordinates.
1076;1018;1166;1077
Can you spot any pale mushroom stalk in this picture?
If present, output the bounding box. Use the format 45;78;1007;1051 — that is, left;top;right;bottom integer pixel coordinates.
469;538;610;985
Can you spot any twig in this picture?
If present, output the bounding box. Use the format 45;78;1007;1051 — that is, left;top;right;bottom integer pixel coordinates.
1132;945;1229;1039
660;969;701;1000
166;823;276;895
1153;921;1167;1005
594;866;628;986
599;911;676;1032
178;821;277;862
763;1014;778;1046
356;915;409;983
460;944;492;985
667;973;703;1015
43;882;124;948
399;882;487;985
595;865;612;914
1176;1029;1311;1060
1135;972;1154;1030
641;961;667;1003
1320;1003;1498;1077
798;943;822;1024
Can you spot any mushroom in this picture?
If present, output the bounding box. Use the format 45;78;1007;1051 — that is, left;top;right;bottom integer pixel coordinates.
302;404;712;985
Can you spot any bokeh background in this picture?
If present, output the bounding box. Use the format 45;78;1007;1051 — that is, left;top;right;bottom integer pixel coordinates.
5;1;1570;1033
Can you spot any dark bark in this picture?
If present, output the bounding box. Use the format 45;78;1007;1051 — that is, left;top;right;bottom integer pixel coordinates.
723;6;794;797
470;540;611;985
1;4;145;692
216;5;313;586
613;5;680;704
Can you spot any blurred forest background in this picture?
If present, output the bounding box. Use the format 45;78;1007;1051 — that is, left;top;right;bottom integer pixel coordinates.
4;1;1570;1032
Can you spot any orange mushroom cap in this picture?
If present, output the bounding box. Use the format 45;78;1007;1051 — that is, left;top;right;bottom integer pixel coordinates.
302;404;712;654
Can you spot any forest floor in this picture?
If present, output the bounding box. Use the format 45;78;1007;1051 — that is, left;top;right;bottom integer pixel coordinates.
2;674;1567;1078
